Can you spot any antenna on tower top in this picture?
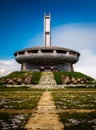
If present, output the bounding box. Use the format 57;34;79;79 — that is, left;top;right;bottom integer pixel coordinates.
44;13;51;47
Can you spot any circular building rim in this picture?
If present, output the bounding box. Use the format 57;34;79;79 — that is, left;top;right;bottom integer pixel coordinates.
14;46;80;57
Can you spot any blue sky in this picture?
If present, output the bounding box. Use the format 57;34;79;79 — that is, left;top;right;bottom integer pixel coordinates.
0;0;96;78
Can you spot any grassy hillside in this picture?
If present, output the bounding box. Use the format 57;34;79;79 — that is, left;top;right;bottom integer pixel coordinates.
0;71;42;86
2;71;27;79
53;71;95;85
0;71;95;87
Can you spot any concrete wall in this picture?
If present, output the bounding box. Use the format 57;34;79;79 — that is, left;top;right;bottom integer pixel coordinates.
21;62;73;72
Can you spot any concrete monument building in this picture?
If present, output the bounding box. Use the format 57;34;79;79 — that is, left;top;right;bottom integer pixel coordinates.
14;13;80;71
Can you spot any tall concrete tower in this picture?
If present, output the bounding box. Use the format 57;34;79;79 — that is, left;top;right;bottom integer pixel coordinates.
44;13;51;47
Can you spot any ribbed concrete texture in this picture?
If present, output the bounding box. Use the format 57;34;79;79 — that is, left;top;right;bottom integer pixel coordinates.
25;91;64;130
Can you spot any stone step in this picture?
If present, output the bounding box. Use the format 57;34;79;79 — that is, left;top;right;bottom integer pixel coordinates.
39;72;57;86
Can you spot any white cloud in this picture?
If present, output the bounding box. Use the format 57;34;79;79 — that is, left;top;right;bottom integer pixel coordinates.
27;23;96;79
52;23;96;51
52;23;96;79
52;24;96;79
74;49;96;79
0;59;20;77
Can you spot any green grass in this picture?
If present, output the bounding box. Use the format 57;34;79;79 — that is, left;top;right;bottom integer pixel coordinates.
52;89;96;130
0;71;42;85
31;72;42;84
52;89;96;109
1;71;27;79
0;86;30;91
53;71;95;85
53;72;62;84
59;112;96;130
0;89;44;109
0;88;45;129
0;89;96;129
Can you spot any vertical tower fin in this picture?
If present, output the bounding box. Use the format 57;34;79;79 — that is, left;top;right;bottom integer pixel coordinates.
44;13;51;47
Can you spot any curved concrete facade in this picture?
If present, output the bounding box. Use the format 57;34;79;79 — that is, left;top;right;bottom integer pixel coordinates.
14;46;80;71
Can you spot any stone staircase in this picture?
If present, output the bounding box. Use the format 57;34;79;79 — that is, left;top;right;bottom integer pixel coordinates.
39;72;57;88
30;71;65;89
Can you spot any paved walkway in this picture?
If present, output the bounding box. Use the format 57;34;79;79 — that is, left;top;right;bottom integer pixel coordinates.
39;72;57;88
25;91;64;130
25;72;64;130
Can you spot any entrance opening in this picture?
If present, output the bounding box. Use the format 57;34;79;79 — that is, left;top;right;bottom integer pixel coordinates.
39;66;59;71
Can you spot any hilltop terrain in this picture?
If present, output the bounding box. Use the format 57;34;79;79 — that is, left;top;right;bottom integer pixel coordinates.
0;71;95;88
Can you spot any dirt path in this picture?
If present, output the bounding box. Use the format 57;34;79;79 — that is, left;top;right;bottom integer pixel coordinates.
25;91;64;130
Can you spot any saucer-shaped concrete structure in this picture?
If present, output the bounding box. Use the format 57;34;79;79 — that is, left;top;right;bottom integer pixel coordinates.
14;46;80;71
14;13;80;71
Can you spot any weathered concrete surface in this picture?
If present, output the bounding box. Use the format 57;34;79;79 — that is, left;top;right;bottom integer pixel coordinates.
25;91;64;130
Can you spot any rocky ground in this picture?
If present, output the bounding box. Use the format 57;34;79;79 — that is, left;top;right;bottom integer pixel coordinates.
0;73;32;85
0;113;31;130
61;74;88;85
